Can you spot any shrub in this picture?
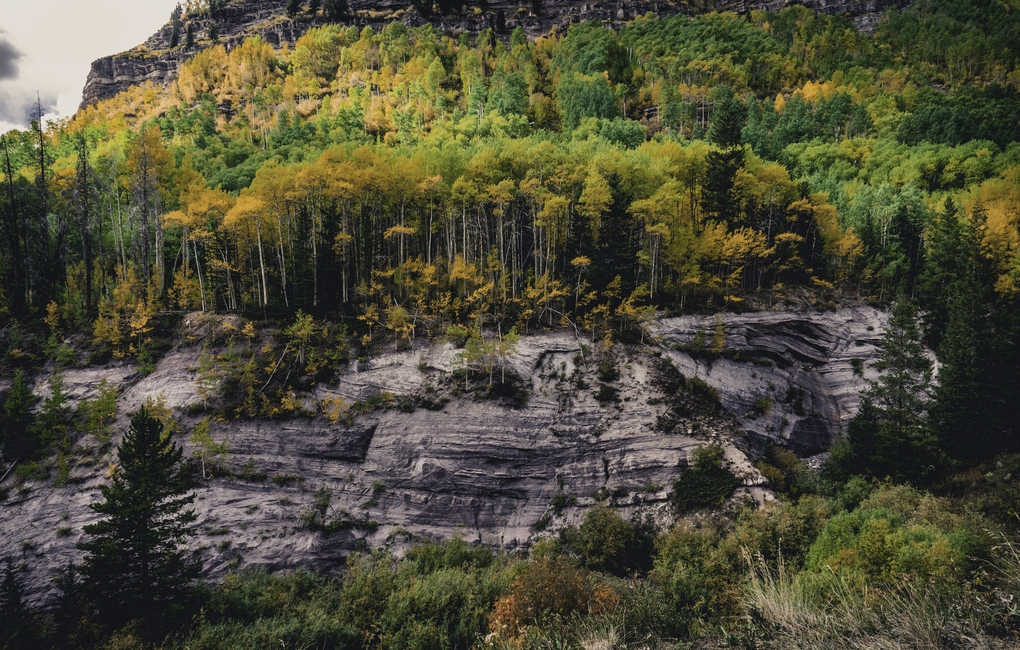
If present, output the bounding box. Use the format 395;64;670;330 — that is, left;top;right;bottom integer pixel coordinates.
595;384;619;403
805;485;987;589
489;556;591;635
669;446;740;514
562;505;655;576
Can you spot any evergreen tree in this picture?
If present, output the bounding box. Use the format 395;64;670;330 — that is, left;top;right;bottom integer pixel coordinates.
208;21;219;41
0;557;38;650
708;87;745;149
78;406;200;632
325;0;348;20
185;22;195;49
287;0;302;18
1;369;38;462
917;197;963;349
930;204;1020;461
169;21;180;48
309;0;321;15
829;299;939;483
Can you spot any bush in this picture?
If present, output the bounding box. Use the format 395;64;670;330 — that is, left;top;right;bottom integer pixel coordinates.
561;505;655;576
669;446;740;514
805;485;987;589
489;556;591;635
595;383;619;403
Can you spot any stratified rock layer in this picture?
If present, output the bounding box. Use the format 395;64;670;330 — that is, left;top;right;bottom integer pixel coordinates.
653;305;887;455
1;307;881;605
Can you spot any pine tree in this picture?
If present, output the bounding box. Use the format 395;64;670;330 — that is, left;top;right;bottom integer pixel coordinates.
0;557;38;649
708;86;745;150
917;197;963;349
78;406;200;630
208;21;219;41
325;0;348;20
835;299;939;483
1;369;38;462
287;0;302;18
185;22;195;49
929;203;1020;461
309;0;321;15
169;21;180;48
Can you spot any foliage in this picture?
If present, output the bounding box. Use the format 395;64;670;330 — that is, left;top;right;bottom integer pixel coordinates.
78;406;201;632
669;445;740;514
560;505;655;576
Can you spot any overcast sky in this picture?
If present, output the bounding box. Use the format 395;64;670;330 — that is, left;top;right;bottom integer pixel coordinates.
0;0;182;133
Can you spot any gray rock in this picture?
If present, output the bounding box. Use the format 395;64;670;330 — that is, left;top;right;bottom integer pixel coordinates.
0;308;884;606
651;305;887;455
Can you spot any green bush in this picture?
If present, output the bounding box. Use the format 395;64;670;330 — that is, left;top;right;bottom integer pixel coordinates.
562;505;655;576
669;446;740;514
805;485;988;589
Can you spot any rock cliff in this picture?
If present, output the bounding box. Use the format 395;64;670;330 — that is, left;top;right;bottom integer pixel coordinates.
80;0;911;107
0;307;882;605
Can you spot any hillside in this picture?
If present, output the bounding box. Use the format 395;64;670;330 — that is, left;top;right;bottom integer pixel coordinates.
2;0;1020;647
80;0;911;106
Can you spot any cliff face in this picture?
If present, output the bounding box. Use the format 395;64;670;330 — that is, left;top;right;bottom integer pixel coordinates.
0;307;882;605
80;0;910;108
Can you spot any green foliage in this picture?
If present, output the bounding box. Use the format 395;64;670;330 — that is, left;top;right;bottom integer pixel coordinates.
804;485;987;590
669;446;740;514
561;505;655;576
1;369;37;460
826;299;941;484
79;406;201;629
78;378;118;444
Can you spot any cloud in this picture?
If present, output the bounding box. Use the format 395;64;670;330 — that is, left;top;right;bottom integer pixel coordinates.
0;85;57;127
0;30;23;81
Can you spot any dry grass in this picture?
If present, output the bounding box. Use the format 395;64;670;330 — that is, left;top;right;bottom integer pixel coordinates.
743;549;1001;650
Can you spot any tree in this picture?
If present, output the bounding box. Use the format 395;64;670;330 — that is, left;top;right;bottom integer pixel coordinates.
833;299;939;483
309;0;321;15
324;0;348;20
1;370;38;462
0;557;38;649
708;86;745;149
78;405;200;631
287;0;302;18
185;22;194;49
208;20;219;41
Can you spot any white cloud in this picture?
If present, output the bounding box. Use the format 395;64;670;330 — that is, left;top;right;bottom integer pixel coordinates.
1;0;183;128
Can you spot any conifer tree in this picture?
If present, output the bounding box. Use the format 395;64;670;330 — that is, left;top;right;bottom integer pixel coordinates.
1;370;38;462
0;556;38;649
287;0;302;18
309;0;321;15
325;0;348;20
832;299;939;483
78;406;200;630
185;22;194;49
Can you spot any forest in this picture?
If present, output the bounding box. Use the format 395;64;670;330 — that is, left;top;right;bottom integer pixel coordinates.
2;0;1020;647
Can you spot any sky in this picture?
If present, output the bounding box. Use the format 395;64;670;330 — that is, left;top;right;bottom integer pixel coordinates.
0;0;182;133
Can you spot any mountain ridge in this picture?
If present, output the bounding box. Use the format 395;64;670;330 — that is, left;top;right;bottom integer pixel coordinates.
80;0;910;108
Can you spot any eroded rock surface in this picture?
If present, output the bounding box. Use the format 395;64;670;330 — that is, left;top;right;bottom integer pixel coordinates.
653;305;887;456
1;308;882;605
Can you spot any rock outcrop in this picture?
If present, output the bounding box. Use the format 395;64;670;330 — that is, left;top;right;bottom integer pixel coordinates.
0;307;882;605
653;306;887;456
80;0;910;107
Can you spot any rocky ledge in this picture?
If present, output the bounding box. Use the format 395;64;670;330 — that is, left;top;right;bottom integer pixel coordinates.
0;307;883;605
